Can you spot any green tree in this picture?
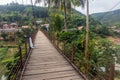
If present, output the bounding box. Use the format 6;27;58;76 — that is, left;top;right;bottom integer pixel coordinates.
35;0;85;31
48;13;64;45
1;32;8;40
49;13;64;32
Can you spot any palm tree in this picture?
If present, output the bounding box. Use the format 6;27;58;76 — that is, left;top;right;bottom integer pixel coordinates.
35;0;85;31
63;0;67;31
22;0;24;5
35;0;90;76
54;0;85;31
35;0;50;7
85;0;89;76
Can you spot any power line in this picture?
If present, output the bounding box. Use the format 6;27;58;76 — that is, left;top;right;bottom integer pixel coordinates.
101;1;120;20
109;1;120;11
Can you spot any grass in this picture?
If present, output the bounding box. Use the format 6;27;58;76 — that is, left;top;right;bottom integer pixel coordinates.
115;78;120;80
116;45;120;48
0;41;17;46
0;39;28;79
0;47;18;79
107;36;120;45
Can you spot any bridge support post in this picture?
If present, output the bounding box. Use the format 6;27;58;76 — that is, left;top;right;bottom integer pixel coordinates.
63;41;66;54
109;63;115;80
25;39;28;57
19;46;23;69
71;44;75;62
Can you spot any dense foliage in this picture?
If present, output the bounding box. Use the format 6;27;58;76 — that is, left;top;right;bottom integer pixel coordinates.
0;1;120;80
0;3;48;26
41;5;120;79
4;28;37;79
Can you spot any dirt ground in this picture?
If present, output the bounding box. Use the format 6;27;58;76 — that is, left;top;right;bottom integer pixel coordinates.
107;36;120;44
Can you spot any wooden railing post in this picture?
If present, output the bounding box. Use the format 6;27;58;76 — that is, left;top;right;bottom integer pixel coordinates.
25;39;28;57
19;46;23;69
57;40;59;48
50;34;52;41
63;41;66;54
109;63;115;80
71;44;75;62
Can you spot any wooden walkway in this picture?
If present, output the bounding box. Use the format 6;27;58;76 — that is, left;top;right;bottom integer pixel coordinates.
22;31;85;80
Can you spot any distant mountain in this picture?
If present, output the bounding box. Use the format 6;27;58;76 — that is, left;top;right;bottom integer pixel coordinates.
91;9;120;26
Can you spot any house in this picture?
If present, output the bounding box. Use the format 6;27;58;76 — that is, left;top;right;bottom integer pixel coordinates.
10;23;18;29
22;26;30;28
41;24;49;31
0;23;19;41
3;24;10;29
2;23;18;29
78;26;84;30
0;23;19;33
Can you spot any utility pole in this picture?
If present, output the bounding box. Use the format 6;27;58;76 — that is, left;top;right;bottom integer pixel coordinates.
19;46;23;68
85;0;89;76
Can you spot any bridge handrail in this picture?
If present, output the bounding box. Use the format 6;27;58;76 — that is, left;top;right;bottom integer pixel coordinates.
41;29;114;80
0;30;38;80
41;29;89;80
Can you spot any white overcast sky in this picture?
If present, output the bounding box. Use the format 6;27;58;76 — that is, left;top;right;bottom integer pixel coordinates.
0;0;120;14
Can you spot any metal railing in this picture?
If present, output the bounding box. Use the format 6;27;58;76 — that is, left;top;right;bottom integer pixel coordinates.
0;30;38;80
41;30;88;80
41;29;115;80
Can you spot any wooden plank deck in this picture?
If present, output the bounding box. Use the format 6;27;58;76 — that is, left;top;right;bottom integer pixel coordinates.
22;31;84;80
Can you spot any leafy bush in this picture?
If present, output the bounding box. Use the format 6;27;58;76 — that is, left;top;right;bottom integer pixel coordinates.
1;32;8;40
59;30;81;43
8;35;15;41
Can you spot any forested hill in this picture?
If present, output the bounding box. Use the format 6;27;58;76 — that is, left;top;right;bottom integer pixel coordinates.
0;3;48;18
91;9;120;26
0;2;105;36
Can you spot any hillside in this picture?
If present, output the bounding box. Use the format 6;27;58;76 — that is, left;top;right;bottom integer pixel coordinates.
0;3;107;36
91;9;120;26
0;3;48;19
0;3;49;26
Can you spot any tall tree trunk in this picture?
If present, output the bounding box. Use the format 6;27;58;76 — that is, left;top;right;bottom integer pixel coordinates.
22;0;24;5
85;0;89;76
31;0;36;24
63;0;67;31
15;0;17;3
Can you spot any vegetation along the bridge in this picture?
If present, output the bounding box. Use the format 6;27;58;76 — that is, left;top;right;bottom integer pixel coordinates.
0;0;120;80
